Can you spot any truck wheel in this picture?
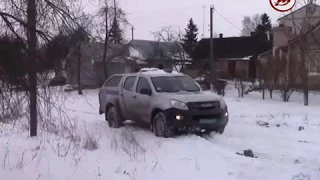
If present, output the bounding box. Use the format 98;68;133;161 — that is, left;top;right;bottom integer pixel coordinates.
99;107;103;115
107;106;123;128
153;112;174;138
214;126;226;134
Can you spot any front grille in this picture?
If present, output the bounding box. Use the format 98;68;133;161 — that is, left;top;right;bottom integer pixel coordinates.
187;101;220;110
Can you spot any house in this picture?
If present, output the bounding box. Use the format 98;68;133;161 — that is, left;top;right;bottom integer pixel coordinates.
127;39;192;72
193;33;271;80
65;39;192;88
257;46;288;86
65;42;130;88
258;1;320;90
288;23;320;89
277;1;320;35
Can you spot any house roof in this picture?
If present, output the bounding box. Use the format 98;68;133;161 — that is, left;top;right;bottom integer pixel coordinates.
81;42;129;62
258;46;289;60
258;49;273;59
128;39;190;60
277;3;320;21
193;36;272;60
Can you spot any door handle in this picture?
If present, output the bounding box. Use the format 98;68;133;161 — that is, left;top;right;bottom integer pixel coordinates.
132;95;137;98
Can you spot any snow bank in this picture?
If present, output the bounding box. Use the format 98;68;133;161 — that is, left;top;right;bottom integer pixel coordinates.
1;86;320;180
1;169;32;180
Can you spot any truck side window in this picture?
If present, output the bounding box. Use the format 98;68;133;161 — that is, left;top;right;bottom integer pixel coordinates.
136;77;151;93
124;76;136;91
104;75;122;87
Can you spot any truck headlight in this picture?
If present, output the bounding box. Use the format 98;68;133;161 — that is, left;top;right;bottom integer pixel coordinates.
219;99;227;109
171;100;188;110
220;99;228;116
224;109;228;117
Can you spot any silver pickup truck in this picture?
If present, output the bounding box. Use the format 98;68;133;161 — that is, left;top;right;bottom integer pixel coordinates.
98;68;229;138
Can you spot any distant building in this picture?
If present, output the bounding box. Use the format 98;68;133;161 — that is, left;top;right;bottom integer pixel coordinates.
65;39;191;88
193;33;271;81
258;2;320;90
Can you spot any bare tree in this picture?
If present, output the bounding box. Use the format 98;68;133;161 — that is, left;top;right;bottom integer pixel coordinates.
72;27;90;95
264;56;281;99
151;26;191;71
240;14;261;36
95;0;128;79
259;48;296;102
152;26;178;42
285;0;320;106
0;0;87;136
234;70;248;97
27;0;37;136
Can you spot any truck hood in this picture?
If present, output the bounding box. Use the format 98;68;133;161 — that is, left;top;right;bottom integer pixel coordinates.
162;90;222;103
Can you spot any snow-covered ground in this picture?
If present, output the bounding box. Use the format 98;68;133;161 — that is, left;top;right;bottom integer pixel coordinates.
1;85;320;180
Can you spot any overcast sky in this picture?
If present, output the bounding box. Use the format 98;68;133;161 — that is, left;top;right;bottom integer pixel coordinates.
84;0;290;40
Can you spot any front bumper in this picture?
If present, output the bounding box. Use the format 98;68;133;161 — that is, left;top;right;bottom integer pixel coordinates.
163;107;228;130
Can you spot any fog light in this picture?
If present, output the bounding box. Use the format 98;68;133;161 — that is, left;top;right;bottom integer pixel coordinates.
225;112;228;116
176;115;182;120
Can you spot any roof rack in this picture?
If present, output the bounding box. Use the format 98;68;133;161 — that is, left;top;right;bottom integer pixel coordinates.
138;67;182;75
138;68;160;72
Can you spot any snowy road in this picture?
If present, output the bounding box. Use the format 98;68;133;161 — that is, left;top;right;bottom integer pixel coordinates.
1;86;320;180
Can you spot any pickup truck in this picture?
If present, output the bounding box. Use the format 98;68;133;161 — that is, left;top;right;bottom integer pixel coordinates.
98;68;229;138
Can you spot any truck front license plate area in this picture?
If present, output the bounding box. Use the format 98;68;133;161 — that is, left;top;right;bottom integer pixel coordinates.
199;119;216;124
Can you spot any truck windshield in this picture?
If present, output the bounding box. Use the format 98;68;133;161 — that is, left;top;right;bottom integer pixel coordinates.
151;76;200;92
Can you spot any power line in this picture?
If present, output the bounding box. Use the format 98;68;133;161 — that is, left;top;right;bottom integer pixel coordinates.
126;4;207;17
214;8;241;31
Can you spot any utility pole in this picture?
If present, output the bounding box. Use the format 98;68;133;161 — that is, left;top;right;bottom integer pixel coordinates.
131;25;134;40
209;5;216;91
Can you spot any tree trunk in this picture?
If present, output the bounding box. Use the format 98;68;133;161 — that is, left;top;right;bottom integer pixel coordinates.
241;81;245;97
285;92;290;102
77;43;82;95
303;73;309;106
262;88;265;100
102;5;109;79
283;89;288;102
27;0;38;137
303;87;309;106
299;45;308;106
269;88;273;99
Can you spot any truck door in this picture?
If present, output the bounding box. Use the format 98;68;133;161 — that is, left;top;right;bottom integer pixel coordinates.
121;76;138;120
134;76;152;123
100;75;123;112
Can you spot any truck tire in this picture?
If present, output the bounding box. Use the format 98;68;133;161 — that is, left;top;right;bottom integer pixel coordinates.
153;112;174;138
99;107;103;115
107;106;123;128
214;126;226;134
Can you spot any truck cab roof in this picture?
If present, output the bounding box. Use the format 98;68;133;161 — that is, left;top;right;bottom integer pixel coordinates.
136;68;185;77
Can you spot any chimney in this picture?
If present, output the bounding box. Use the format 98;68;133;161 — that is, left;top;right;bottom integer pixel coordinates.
219;33;223;38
